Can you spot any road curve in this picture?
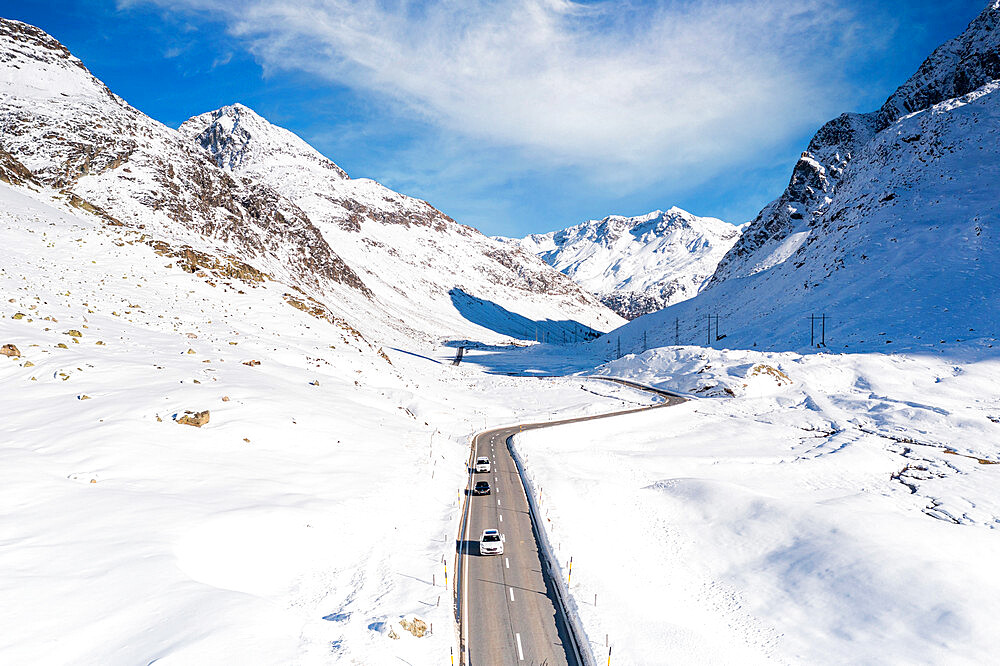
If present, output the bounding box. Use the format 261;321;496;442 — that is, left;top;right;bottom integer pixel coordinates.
455;377;686;665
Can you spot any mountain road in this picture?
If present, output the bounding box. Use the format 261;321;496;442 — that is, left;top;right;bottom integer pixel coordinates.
455;377;686;665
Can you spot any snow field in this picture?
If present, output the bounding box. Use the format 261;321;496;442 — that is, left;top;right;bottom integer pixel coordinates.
512;345;1000;664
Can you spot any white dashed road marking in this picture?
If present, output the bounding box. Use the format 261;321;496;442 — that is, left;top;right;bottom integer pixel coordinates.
515;632;524;661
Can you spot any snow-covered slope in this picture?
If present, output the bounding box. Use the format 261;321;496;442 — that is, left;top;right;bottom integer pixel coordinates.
178;104;622;344
0;18;621;349
510;208;741;319
606;1;1000;355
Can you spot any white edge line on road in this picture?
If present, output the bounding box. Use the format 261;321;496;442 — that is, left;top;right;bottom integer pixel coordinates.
515;632;524;661
509;587;515;602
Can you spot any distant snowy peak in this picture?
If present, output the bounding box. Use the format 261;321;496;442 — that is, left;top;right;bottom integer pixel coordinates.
180;104;348;180
512;208;742;319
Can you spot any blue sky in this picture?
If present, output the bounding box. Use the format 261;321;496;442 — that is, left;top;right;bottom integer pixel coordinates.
6;0;990;237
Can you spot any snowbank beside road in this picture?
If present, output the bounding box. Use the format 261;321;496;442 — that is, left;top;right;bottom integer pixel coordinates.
513;345;1000;664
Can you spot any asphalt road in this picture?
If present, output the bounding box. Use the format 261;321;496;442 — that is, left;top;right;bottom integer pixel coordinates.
456;378;686;666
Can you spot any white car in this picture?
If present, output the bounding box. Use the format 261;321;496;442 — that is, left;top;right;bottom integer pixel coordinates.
480;529;504;555
474;456;491;473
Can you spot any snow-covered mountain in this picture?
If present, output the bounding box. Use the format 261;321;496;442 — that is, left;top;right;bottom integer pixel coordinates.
510;208;742;319
178;104;621;343
607;1;1000;355
0;18;621;348
711;2;1000;289
4;6;1000;666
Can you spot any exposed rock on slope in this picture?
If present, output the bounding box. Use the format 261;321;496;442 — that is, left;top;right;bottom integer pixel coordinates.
511;208;741;319
876;1;1000;128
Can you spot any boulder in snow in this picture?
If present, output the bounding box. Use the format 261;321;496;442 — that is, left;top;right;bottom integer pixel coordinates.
176;410;210;428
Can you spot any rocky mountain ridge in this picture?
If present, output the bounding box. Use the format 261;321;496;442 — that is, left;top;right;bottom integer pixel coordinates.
0;19;368;299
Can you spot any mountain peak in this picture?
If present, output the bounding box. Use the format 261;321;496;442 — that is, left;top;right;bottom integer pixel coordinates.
711;0;1000;288
180;103;349;179
592;206;732;244
0;17;80;66
876;0;1000;129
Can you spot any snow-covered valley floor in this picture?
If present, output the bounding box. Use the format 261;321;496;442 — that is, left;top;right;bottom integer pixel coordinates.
506;345;1000;665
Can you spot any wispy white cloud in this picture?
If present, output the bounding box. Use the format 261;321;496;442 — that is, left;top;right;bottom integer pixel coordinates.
211;51;233;69
128;0;888;187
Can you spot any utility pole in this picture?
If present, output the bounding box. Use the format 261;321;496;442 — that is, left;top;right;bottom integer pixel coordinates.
706;314;722;345
810;314;828;347
617;336;621;358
